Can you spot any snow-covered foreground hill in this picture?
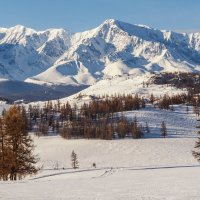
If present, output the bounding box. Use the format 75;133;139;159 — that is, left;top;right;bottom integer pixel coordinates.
1;105;200;199
1;138;200;200
1;166;200;200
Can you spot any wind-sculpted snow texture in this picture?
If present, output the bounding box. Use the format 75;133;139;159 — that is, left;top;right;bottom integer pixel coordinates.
1;19;200;85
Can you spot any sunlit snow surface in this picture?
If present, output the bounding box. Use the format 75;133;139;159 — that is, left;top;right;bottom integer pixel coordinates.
58;74;186;107
1;104;200;200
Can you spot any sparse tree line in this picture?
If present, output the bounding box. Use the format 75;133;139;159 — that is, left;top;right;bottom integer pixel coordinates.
61;116;144;140
149;92;200;112
15;93;175;141
3;92;193;146
26;94;146;140
150;72;200;93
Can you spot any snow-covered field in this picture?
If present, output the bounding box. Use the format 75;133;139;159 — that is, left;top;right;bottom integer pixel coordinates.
1;104;200;199
1;163;200;200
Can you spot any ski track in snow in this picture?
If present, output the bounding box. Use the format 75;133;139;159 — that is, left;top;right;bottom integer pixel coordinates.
29;164;200;181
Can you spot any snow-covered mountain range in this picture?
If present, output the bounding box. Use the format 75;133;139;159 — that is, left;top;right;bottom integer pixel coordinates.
1;19;200;86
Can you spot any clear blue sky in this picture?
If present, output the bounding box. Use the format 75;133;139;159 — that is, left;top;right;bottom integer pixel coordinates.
0;0;200;33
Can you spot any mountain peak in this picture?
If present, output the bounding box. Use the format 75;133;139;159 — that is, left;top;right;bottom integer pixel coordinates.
11;24;30;31
98;19;120;30
99;19;158;37
102;19;118;25
13;24;26;29
101;19;151;30
8;25;36;36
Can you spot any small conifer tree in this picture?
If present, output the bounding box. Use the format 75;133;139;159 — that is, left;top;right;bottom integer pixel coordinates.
71;150;79;169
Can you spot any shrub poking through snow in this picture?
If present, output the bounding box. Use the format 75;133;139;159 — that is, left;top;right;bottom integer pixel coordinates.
161;121;167;138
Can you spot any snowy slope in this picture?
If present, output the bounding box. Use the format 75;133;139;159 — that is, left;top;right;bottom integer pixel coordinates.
57;73;186;107
1;19;200;86
1;104;200;199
